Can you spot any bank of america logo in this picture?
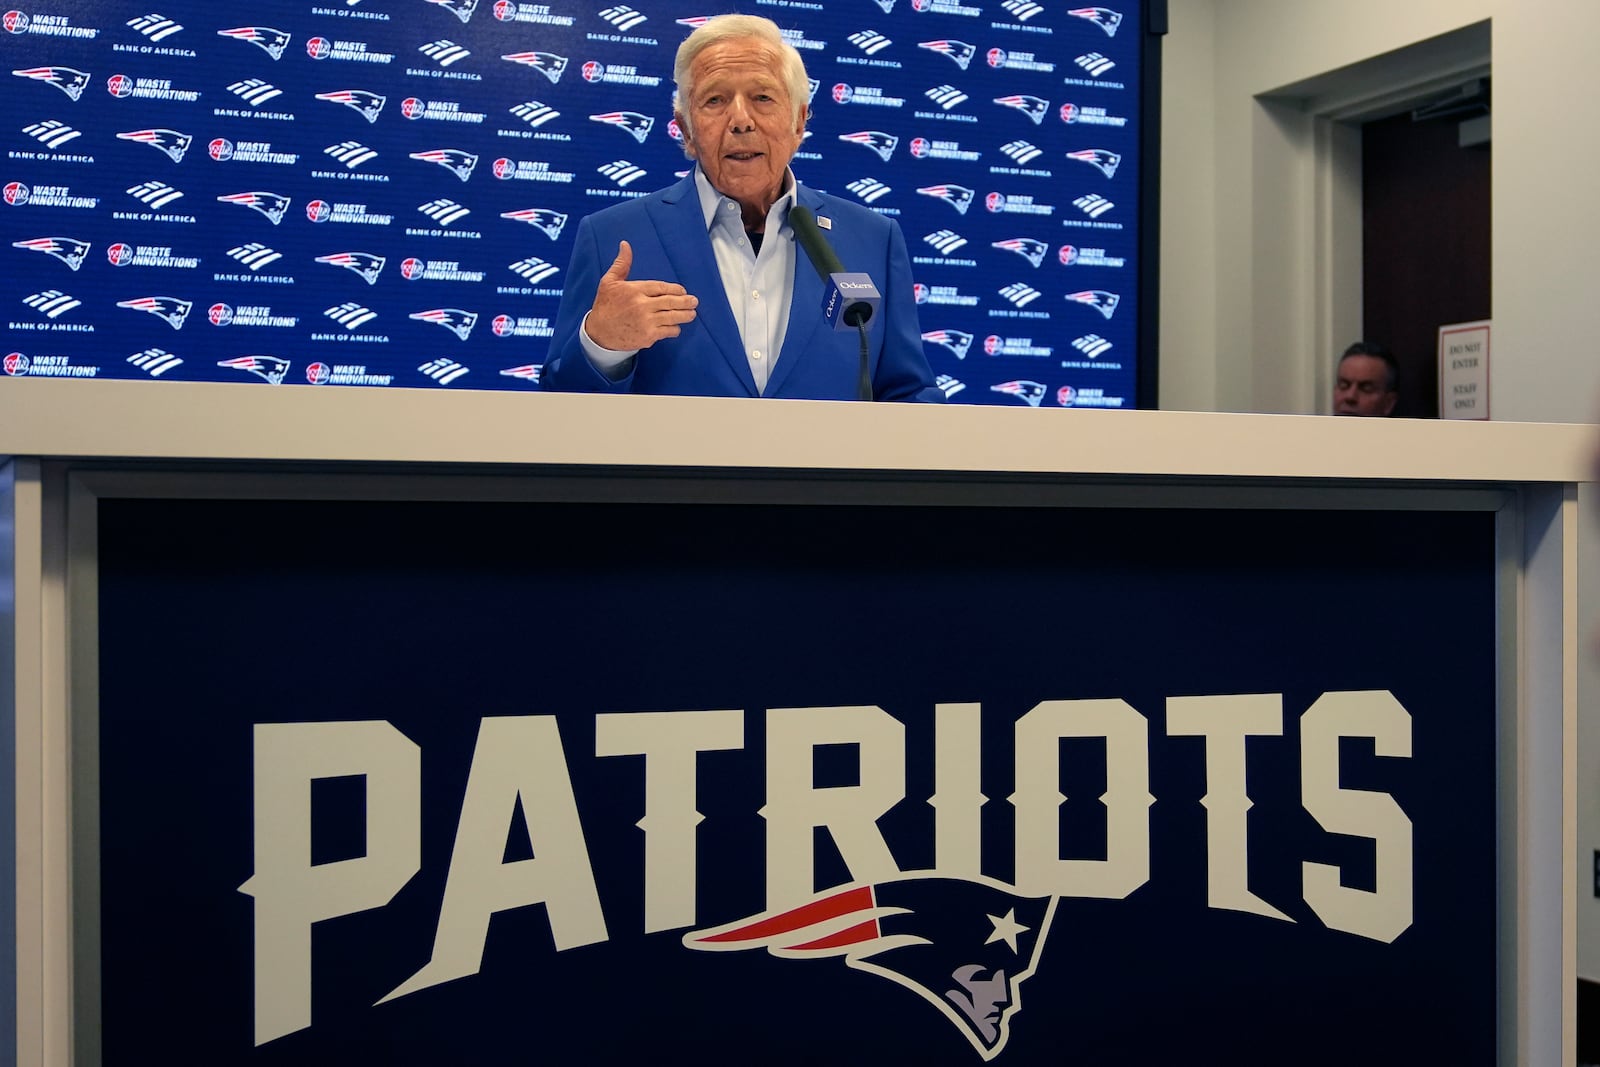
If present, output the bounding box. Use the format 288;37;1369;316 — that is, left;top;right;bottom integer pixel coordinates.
845;177;892;204
419;39;472;66
127;13;184;41
426;0;479;23
23;289;80;318
994;95;1047;124
26;120;83;150
922;328;973;360
419;357;470;384
599;5;647;30
598;159;646;187
325;301;378;330
499;207;567;239
117;296;191;329
925;84;968;110
510;100;560;127
12;237;89;270
918;39;974;69
1075;52;1116;77
116;127;190;161
410;148;476;181
228;243;283;272
1069;6;1123;35
999;140;1041;165
326;140;378;169
411;308;477;340
993;237;1047;268
502;51;567;83
591;111;653;143
848;30;892;55
127;347;183;376
418;198;471;226
219;355;289;384
992;379;1046;406
1000;0;1043;20
11;67;91;101
1073;193;1115;218
1073;333;1114;358
316;251;385;284
227;79;283;107
916;184;973;214
936;373;966;398
1066;148;1121;178
217;191;290;225
127;180;184;210
509;256;559;284
999;282;1041;308
1066;289;1119;318
839;130;897;162
316;90;386;123
217;27;290;60
923;229;968;256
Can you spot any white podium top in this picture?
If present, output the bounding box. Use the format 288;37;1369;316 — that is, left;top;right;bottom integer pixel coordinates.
0;378;1592;484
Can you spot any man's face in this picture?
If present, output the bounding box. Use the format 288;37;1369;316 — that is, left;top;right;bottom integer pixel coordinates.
677;38;806;225
1334;354;1397;416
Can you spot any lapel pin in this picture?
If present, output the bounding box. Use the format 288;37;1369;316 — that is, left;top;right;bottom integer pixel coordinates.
817;215;833;230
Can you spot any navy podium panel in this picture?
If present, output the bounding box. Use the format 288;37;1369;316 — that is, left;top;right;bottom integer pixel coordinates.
95;497;1496;1064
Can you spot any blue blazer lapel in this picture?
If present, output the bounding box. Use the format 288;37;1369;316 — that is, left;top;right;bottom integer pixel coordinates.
765;186;827;398
647;174;758;395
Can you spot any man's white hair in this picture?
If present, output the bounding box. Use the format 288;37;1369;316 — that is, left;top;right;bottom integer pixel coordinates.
672;13;810;148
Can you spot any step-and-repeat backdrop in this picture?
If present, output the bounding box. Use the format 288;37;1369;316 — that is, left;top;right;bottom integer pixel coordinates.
2;1;1140;406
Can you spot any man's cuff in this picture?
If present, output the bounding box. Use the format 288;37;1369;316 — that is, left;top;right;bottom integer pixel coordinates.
579;313;639;382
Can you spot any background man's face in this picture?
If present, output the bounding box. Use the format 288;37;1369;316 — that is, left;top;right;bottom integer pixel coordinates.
678;38;806;222
1334;354;1397;416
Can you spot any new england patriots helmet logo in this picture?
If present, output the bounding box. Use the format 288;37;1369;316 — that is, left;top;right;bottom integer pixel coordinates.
992;238;1048;268
409;149;478;182
426;0;480;23
1066;148;1121;179
217;191;291;225
499;207;567;240
409;308;478;340
991;380;1047;407
217;355;290;385
993;95;1048;125
11;66;91;100
1065;289;1121;319
117;296;193;330
589;111;654;144
838;130;898;162
686;876;1056;1060
915;184;974;215
1068;6;1123;35
116;128;192;162
917;39;976;70
316;251;386;285
216;26;291;60
316;89;386;123
12;236;90;271
501;51;567;83
921;328;974;360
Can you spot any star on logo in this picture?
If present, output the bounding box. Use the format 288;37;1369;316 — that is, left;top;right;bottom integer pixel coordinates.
984;908;1029;953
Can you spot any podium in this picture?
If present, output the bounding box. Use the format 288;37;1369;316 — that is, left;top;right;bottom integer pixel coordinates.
1;379;1589;1065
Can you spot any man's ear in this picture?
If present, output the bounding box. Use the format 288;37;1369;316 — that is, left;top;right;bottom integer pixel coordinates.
675;112;698;159
794;104;809;137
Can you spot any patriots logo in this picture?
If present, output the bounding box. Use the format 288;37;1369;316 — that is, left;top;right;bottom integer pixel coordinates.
116;128;192;163
501;51;567;83
217;355;290;385
993;95;1048;125
426;0;479;23
12;236;89;271
499;207;567;240
216;26;291;60
1065;289;1120;319
992;238;1048;268
499;363;542;382
838;130;898;162
1068;6;1123;35
991;380;1047;407
409;149;478;182
921;328;973;360
1066;148;1121;179
117;296;192;330
917;39;975;70
315;251;386;285
11;66;91;101
316;89;386;123
915;184;974;215
217;192;290;226
409;308;478;340
589;111;654;144
675;16;712;28
686;876;1056;1060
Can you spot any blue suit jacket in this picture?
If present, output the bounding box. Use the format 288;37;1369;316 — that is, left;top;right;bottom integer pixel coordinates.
541;173;943;402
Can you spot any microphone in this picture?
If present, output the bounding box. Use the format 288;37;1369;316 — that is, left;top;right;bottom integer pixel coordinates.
789;205;880;331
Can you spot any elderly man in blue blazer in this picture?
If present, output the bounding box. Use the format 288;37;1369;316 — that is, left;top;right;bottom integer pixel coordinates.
542;14;942;403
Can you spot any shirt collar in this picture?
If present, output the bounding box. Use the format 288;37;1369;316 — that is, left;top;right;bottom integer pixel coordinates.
692;165;799;236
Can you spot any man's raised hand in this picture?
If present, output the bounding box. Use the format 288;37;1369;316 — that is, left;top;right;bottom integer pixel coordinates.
584;240;699;351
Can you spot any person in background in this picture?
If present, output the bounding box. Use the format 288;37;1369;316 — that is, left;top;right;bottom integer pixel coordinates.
1333;341;1400;417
